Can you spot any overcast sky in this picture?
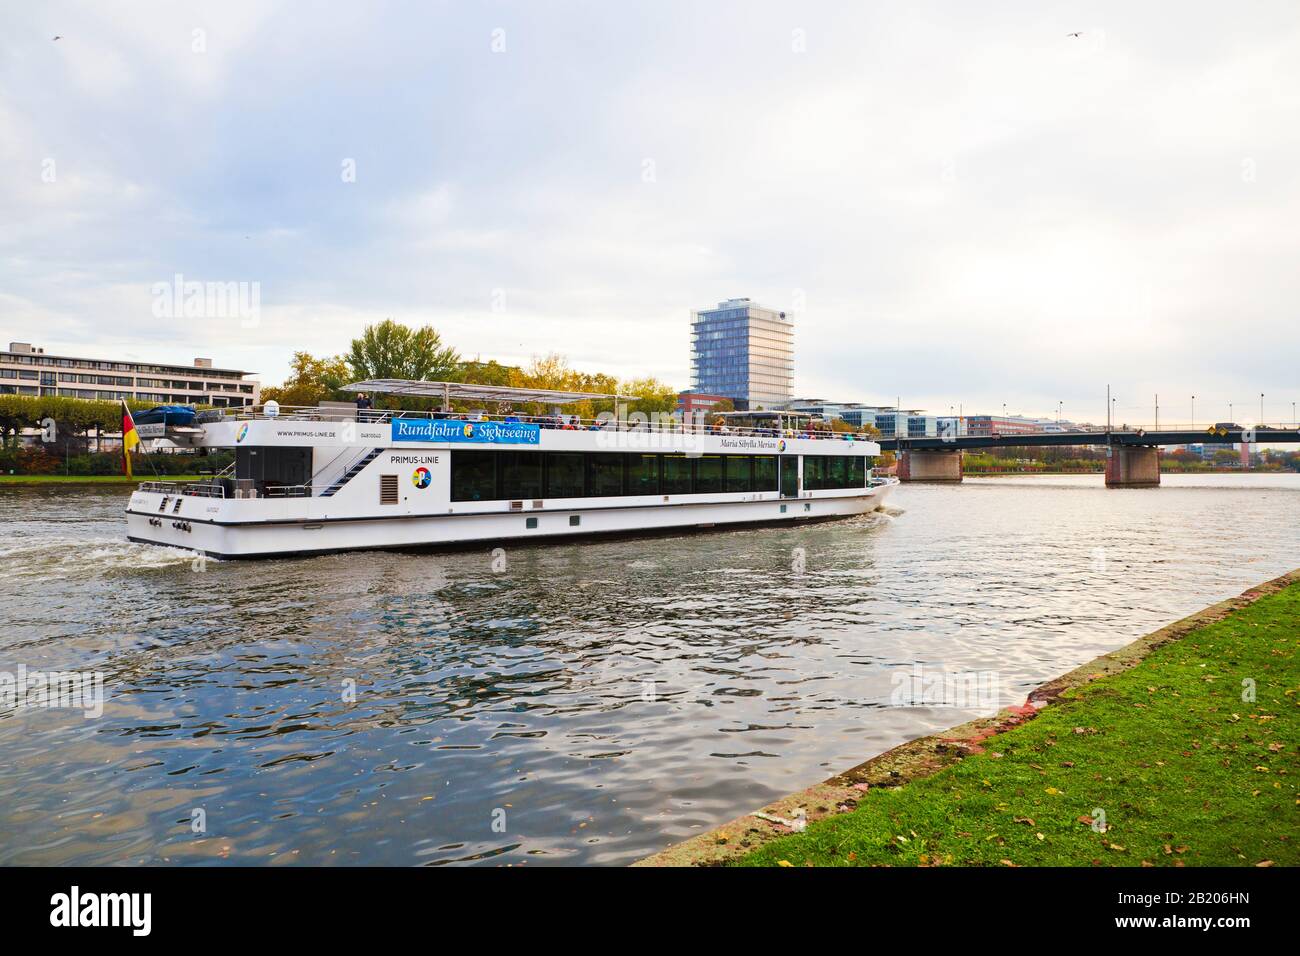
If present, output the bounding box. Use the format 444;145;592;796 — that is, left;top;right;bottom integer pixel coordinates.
3;1;1298;426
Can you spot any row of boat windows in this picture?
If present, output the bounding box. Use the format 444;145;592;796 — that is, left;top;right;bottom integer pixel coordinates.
450;451;866;501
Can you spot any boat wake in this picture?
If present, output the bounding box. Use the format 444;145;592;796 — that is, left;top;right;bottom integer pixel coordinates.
0;535;201;582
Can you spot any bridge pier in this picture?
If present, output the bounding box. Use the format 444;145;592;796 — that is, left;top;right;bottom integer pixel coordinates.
898;448;963;483
1105;445;1160;488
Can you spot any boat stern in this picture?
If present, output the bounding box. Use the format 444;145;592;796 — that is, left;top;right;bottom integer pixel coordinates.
126;483;232;557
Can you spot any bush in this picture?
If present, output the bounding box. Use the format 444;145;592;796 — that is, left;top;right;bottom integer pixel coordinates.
0;445;233;476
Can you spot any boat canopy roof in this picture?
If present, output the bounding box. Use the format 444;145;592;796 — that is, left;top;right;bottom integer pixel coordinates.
715;409;817;422
342;379;631;405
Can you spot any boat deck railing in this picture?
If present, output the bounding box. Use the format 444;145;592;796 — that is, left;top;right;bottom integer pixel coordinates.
209;406;876;442
138;480;226;498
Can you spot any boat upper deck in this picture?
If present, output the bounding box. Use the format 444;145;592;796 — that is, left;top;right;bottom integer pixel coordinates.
207;405;865;441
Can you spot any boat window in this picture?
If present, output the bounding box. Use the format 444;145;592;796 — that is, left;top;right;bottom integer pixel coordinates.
451;450;496;501
545;453;585;498
848;456;866;487
803;455;863;490
826;456;848;489
662;455;693;494
235;445;312;490
498;451;543;500
588;454;625;497
803;455;825;490
450;451;796;502
724;455;752;492
628;454;660;496
694;455;723;493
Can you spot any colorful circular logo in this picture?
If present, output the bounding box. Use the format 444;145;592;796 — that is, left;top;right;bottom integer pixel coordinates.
236;423;249;443
778;439;787;452
462;423;474;439
411;466;431;489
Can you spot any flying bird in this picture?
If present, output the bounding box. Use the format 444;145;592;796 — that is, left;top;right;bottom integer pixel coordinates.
1067;32;1082;38
52;35;62;41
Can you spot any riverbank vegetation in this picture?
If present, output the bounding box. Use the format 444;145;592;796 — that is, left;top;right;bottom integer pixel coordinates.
0;446;232;478
963;446;1300;474
736;580;1299;867
0;474;210;485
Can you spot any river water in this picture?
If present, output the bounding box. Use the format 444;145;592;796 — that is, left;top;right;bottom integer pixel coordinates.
0;474;1296;865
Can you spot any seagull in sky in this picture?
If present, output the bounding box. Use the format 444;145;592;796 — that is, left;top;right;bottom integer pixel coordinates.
1067;32;1082;38
52;35;62;41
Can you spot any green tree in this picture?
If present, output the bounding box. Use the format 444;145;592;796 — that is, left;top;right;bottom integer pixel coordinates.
346;320;461;383
260;352;350;407
458;358;516;386
619;377;678;416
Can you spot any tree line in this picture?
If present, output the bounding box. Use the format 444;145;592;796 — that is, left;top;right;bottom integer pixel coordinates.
260;319;684;419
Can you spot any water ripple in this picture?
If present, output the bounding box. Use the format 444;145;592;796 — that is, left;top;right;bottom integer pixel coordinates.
0;474;1297;864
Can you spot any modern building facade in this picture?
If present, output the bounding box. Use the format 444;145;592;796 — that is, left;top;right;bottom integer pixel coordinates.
690;298;793;408
780;399;949;438
964;414;1051;438
870;410;939;439
1;342;259;407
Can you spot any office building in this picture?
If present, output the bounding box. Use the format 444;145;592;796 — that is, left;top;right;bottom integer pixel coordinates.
690;298;793;408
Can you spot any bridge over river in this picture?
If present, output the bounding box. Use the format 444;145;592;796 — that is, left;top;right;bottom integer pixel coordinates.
877;427;1300;487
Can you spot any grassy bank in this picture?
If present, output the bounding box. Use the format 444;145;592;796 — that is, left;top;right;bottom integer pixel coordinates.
0;474;208;486
736;580;1299;867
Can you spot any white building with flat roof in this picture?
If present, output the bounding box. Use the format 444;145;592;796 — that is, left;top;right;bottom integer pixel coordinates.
1;342;259;407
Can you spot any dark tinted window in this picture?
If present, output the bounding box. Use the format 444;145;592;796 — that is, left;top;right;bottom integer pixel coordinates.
451;451;496;501
826;456;848;489
628;454;660;495
695;455;723;493
802;455;865;490
803;455;825;490
588;454;624;497
754;455;778;491
724;455;752;492
847;456;866;486
499;452;543;499
546;453;585;498
662;455;692;494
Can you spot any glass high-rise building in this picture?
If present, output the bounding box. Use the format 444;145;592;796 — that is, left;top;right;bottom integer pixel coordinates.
689;298;793;408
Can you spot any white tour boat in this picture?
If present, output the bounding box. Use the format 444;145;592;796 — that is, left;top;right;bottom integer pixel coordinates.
125;380;897;559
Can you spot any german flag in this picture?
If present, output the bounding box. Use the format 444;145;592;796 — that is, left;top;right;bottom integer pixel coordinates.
121;401;140;477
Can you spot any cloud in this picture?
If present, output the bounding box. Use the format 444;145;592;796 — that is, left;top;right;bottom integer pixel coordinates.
2;1;1298;423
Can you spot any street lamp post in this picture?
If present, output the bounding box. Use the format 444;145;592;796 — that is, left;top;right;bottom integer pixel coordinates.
1191;394;1195;429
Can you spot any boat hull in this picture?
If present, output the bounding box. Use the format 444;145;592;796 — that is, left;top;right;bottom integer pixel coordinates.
126;481;895;560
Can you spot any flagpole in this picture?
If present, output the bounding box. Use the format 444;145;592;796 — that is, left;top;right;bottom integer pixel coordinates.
120;401;140;479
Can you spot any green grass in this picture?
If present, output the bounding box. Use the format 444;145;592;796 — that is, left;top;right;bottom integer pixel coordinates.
736;582;1300;867
0;474;209;485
